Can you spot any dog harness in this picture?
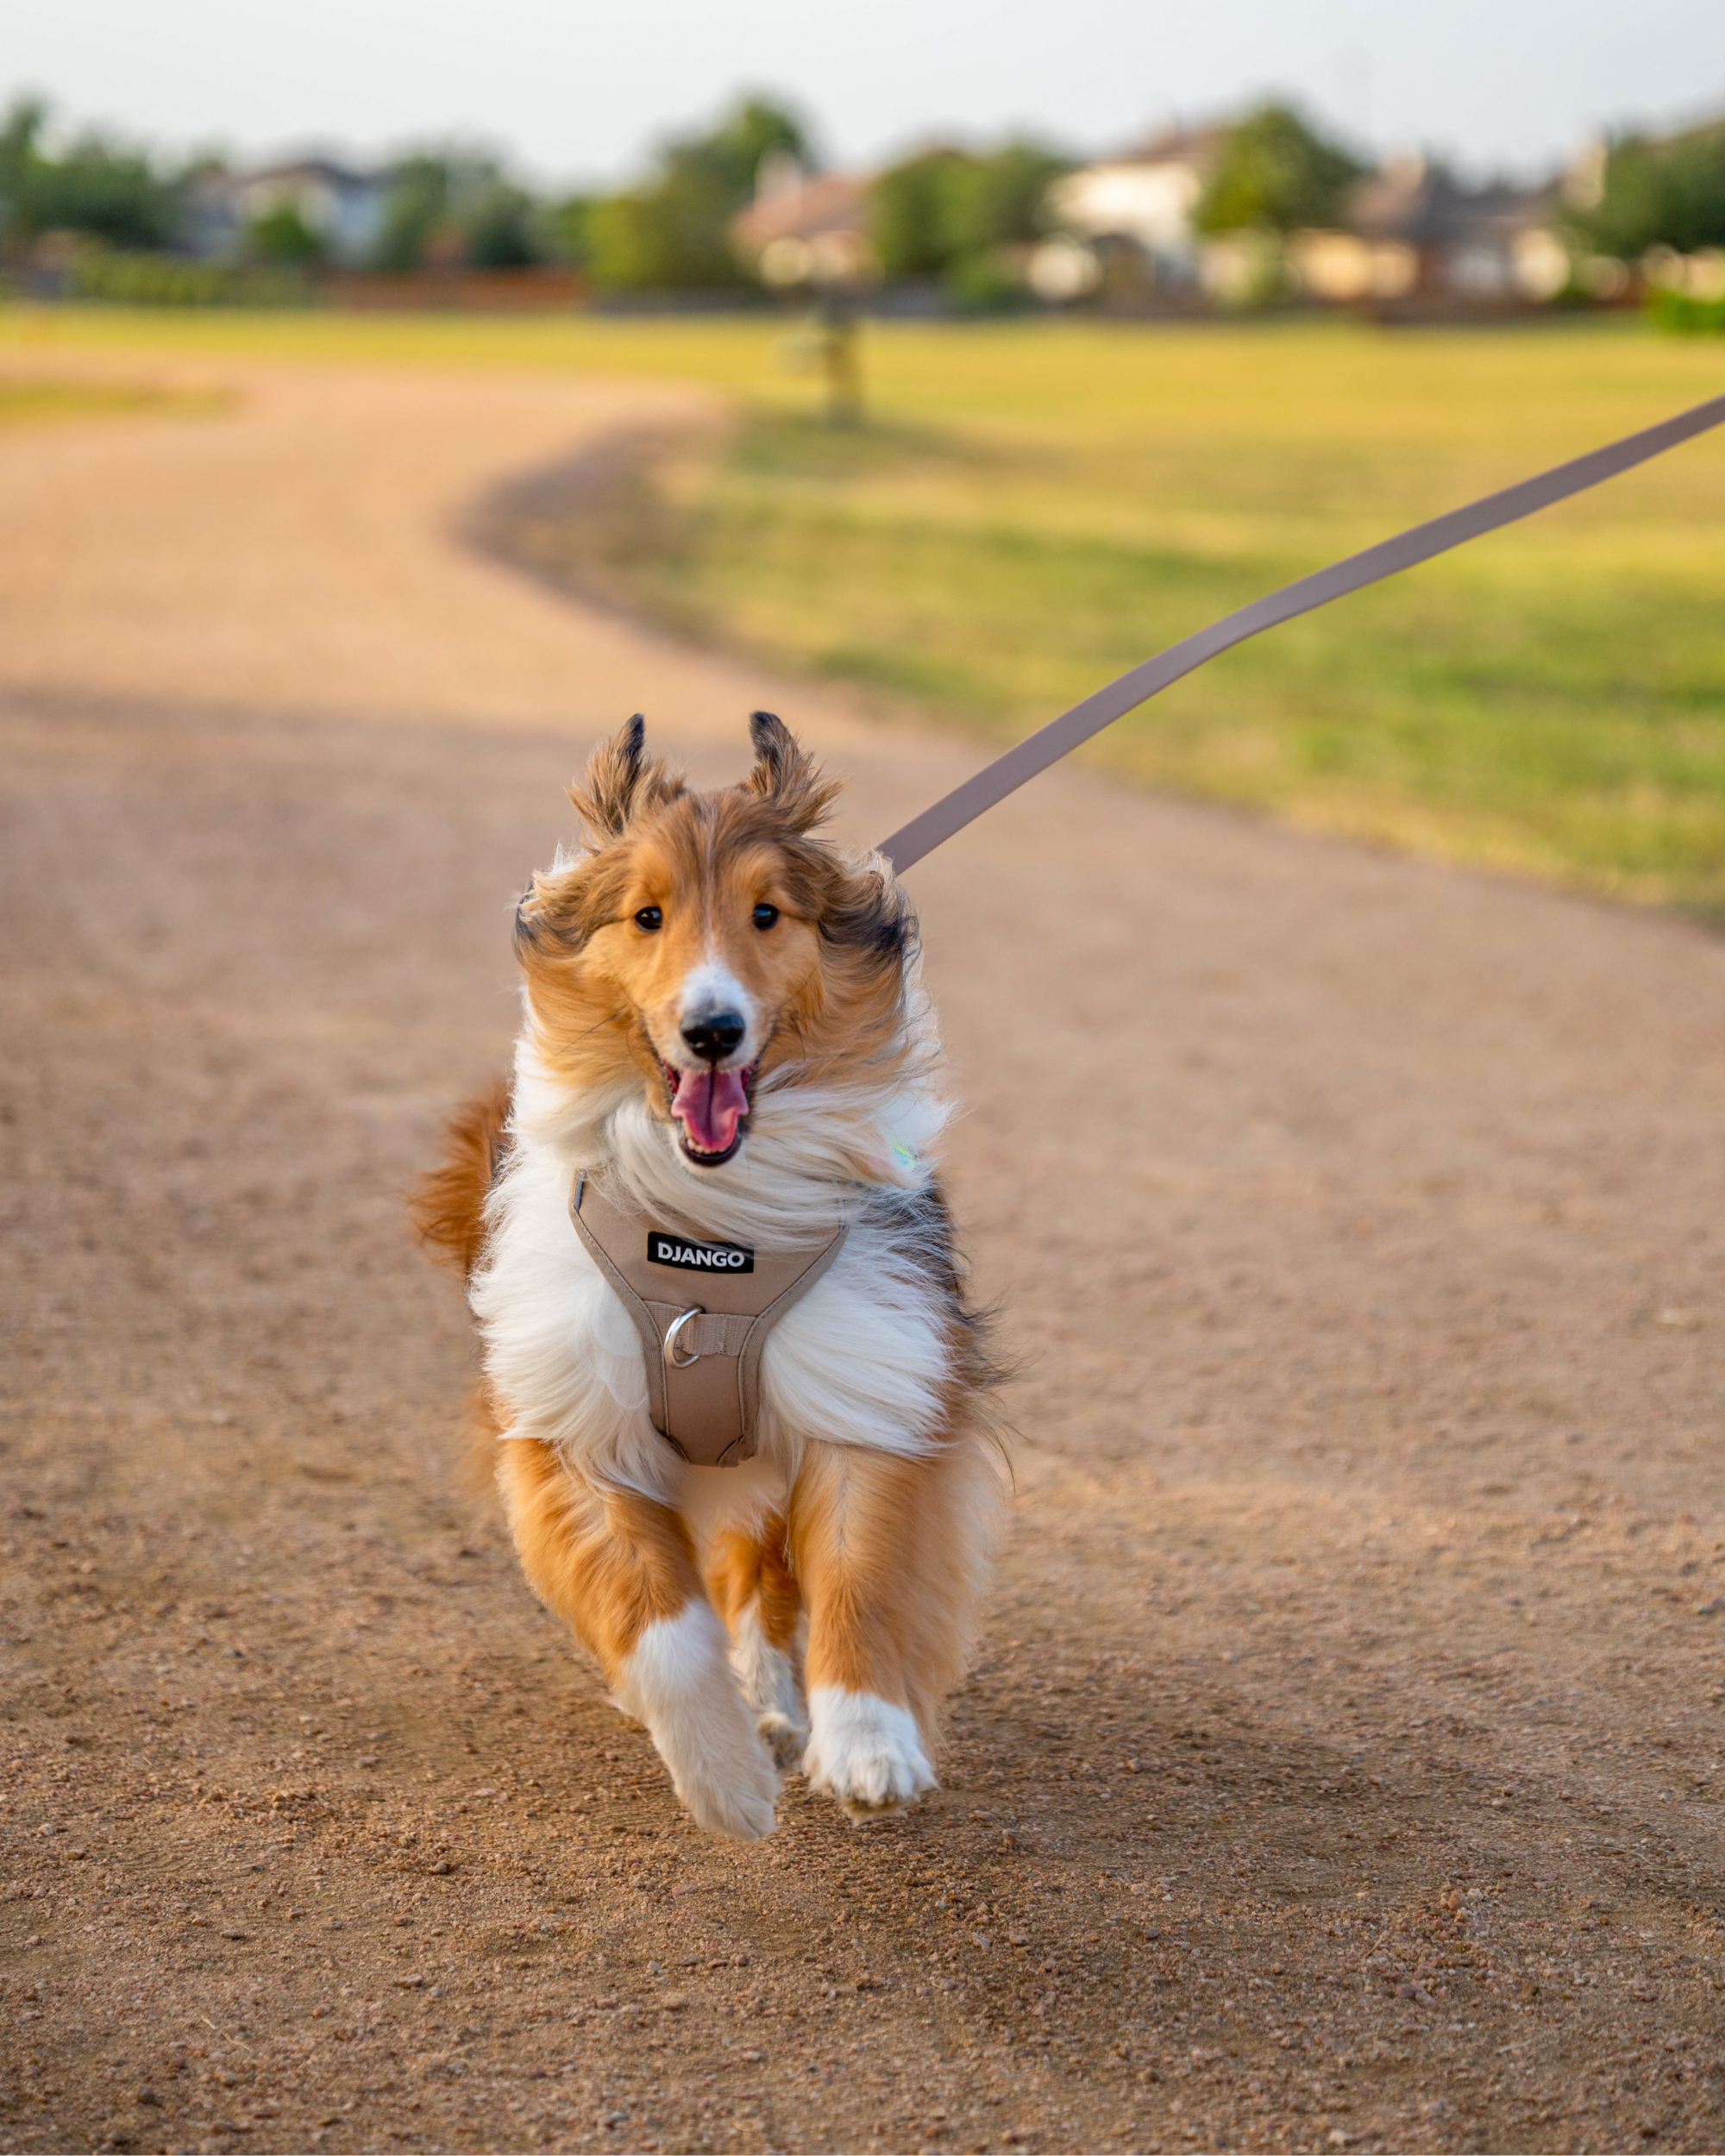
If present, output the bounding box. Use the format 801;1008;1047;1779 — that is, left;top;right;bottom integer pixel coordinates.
569;1174;847;1468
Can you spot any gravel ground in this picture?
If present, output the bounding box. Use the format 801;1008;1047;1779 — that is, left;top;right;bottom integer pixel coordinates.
3;350;1725;2155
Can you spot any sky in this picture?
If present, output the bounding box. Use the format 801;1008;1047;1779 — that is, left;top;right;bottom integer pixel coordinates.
8;0;1725;186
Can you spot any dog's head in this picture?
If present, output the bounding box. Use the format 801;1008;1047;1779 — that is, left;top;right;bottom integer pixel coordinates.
514;712;913;1170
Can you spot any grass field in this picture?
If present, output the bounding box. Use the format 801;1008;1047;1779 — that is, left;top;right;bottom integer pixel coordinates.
7;304;1724;912
0;370;223;425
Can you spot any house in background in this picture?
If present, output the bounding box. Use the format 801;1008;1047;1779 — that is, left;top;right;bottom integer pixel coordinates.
185;157;388;264
1036;123;1226;301
1289;154;1566;305
730;157;875;290
1040;124;1569;311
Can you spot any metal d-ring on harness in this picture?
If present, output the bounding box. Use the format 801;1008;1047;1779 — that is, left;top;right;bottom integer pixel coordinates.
569;1173;847;1468
662;1307;704;1369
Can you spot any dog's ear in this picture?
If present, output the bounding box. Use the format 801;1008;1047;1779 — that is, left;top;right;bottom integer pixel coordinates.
745;710;838;833
568;713;646;840
568;714;685;842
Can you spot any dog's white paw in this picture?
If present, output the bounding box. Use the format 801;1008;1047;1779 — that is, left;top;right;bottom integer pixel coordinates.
804;1687;936;1816
614;1603;779;1841
671;1733;779;1844
728;1607;809;1769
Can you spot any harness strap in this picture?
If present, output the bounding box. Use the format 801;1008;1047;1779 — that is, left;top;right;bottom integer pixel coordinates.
570;1174;847;1467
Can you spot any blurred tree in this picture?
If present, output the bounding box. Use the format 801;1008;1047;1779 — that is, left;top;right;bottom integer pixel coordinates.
1662;128;1725;251
1574;137;1665;259
1195;103;1364;234
872;138;1067;296
34;140;177;248
1663;126;1725;250
369;150;545;271
371;154;458;271
544;191;597;266
467;183;541;269
941;139;1068;257
0;96;177;253
586;179;721;287
0;97;43;232
1571;123;1725;256
586;93;810;290
696;96;812;203
871;148;969;278
248;200;326;265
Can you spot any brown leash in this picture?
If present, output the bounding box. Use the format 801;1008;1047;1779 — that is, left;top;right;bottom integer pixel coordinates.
876;391;1725;873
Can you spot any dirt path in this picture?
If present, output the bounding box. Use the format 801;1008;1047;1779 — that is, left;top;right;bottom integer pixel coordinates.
3;345;1725;2156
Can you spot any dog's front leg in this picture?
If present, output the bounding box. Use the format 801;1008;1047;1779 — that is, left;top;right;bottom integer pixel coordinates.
496;1437;778;1839
706;1517;809;1767
791;1443;981;1817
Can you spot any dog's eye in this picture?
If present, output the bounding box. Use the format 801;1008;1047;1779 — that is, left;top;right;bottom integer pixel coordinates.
634;906;662;932
752;904;779;930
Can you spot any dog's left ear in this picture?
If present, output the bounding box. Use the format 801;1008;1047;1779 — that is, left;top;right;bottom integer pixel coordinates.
745;711;838;832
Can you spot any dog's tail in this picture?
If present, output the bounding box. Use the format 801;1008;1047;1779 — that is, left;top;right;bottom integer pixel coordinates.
411;1075;512;1282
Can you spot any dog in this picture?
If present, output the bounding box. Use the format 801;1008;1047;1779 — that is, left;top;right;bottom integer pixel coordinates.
415;711;1000;1839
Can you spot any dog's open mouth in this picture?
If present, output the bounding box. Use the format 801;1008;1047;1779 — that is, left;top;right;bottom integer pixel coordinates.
665;1063;753;1167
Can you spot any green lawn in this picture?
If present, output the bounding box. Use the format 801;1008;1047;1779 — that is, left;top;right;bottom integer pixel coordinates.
0;372;223;425
8;305;1724;912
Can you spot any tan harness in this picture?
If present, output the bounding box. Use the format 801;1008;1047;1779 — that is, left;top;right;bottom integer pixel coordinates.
569;1174;847;1468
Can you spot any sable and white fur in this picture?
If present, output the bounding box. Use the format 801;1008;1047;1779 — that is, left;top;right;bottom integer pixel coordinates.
415;712;1000;1839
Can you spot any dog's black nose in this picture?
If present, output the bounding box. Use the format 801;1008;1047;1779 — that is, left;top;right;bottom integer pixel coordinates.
681;1011;746;1063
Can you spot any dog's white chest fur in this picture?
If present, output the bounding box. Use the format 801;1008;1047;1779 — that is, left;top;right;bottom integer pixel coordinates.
472;1002;957;1495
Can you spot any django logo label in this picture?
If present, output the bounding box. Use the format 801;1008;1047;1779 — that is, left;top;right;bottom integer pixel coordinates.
647;1231;755;1275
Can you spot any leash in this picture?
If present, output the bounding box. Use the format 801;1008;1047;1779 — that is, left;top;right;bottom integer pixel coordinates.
876;390;1725;873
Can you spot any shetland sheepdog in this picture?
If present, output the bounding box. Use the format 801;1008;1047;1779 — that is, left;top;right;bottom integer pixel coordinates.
416;711;1000;1839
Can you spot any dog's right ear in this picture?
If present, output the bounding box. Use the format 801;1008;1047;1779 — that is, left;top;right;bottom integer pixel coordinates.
567;714;687;843
568;713;647;841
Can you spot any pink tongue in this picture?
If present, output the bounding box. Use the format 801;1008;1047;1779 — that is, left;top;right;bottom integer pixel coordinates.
671;1066;750;1154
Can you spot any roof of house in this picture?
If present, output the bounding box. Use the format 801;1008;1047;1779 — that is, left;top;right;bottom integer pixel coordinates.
731;172;870;253
237;157;381;194
1100;122;1229;172
1347;156;1554;243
